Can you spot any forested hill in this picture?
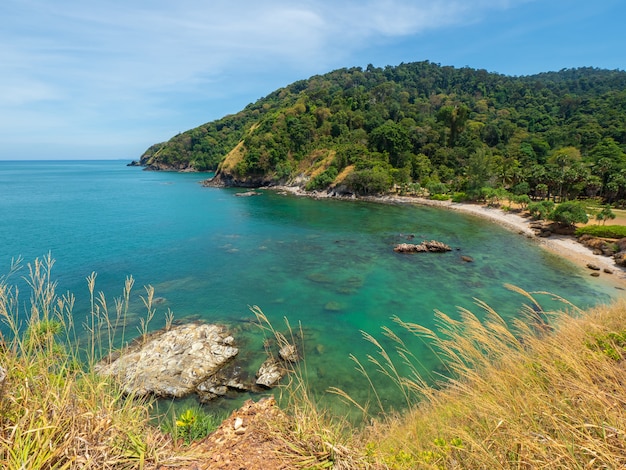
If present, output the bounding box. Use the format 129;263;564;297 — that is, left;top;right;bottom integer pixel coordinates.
138;61;626;201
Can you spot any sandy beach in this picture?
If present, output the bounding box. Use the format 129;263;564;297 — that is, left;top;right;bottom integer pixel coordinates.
272;186;626;289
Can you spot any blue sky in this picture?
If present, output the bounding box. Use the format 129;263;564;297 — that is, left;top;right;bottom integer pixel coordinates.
1;0;624;160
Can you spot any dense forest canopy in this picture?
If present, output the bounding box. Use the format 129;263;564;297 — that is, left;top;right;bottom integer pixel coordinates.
139;61;626;202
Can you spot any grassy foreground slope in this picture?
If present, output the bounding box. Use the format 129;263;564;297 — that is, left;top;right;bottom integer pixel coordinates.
352;293;626;468
2;258;626;468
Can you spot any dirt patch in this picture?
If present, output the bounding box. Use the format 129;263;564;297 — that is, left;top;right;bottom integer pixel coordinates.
155;397;295;470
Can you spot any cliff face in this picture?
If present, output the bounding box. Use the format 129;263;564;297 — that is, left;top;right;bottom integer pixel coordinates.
203;140;334;189
202;140;277;187
203;169;277;188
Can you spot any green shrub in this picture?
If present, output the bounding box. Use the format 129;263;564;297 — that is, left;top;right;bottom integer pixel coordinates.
161;406;225;445
430;193;451;201
549;201;589;226
344;167;393;195
451;192;468;203
306;166;338;191
512;194;531;210
425;181;448;195
586;331;626;361
528;200;555;220
575;225;626;239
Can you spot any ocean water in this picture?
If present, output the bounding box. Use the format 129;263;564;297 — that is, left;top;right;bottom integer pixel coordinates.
0;160;618;415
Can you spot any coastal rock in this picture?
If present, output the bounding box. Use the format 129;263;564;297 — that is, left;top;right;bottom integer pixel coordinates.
461;255;474;263
255;357;285;388
586;263;601;271
394;240;452;253
279;343;299;363
203;169;274;188
196;364;251;402
615;252;626;267
529;221;555;238
255;342;300;388
579;235;619;256
94;323;238;398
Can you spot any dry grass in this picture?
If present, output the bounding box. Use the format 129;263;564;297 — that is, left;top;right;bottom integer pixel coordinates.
251;305;368;469
351;289;626;469
0;255;192;469
245;288;626;469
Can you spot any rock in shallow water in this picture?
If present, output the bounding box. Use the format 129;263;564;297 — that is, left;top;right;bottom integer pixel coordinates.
95;323;238;398
279;343;299;363
394;240;452;253
255;357;285;388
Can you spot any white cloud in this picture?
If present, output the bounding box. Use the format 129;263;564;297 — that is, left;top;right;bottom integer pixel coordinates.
0;0;534;158
2;0;529;99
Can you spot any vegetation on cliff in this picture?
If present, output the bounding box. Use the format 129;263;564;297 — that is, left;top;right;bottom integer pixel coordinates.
141;62;626;201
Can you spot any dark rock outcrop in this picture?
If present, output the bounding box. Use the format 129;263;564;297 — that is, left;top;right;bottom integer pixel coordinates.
196;364;251;402
614;252;626;267
203;169;275;188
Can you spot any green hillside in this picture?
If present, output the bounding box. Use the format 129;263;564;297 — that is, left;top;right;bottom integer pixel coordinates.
139;62;626;200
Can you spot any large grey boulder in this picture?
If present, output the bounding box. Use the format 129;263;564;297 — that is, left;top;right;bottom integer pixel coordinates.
95;323;238;398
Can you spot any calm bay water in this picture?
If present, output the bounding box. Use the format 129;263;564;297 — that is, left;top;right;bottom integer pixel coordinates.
0;160;617;414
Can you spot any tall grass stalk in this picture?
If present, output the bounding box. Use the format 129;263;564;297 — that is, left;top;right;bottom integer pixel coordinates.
0;256;189;469
353;291;626;469
251;305;367;469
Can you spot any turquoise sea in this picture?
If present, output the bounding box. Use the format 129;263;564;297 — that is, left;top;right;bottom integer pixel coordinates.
0;160;618;415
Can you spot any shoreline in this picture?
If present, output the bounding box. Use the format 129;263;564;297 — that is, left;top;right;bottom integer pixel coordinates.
269;186;626;290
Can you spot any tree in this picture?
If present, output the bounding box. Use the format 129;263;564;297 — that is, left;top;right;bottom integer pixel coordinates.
436;104;469;147
535;183;549;200
549;201;589;226
343;167;393;195
465;148;494;192
513;194;531;210
595;205;616;225
547;147;581;200
369;121;411;167
512;181;530;196
589;137;626;166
